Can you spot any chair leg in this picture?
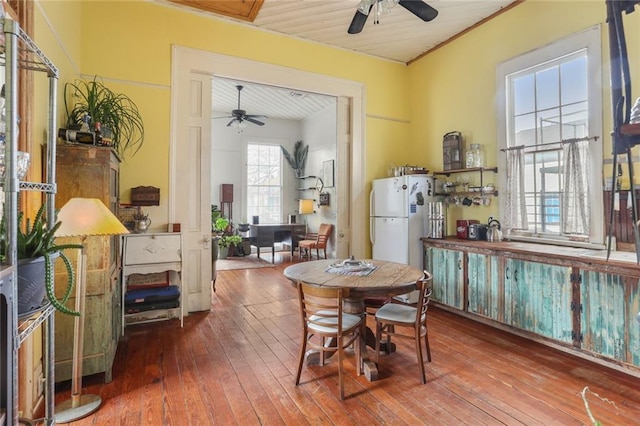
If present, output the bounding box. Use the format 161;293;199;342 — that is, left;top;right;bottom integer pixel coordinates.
425;325;432;362
416;327;426;384
374;322;382;363
337;336;344;400
295;331;308;385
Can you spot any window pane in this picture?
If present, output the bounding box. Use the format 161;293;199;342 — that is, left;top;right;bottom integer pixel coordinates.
537;108;561;144
246;143;282;224
561;55;587;105
536;66;559;111
514;113;536;147
513;74;535;115
561;102;588;139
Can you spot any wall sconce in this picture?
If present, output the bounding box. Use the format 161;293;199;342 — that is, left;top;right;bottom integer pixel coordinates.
318;192;330;206
298;198;315;214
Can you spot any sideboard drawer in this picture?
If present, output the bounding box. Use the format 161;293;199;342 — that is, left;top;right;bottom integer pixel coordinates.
123;233;182;265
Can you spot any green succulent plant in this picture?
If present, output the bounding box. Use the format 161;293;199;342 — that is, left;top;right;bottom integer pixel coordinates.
1;204;84;316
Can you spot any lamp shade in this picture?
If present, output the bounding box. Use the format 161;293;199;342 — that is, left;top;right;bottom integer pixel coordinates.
299;199;315;215
55;198;129;237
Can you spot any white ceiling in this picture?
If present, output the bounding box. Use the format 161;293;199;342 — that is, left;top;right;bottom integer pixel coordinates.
195;0;520;122
212;78;336;122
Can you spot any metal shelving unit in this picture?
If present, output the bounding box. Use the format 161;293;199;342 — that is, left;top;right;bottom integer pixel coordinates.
0;17;58;426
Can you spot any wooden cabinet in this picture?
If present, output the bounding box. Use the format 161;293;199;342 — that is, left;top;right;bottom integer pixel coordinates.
504;259;572;343
424;246;464;310
54;144;121;383
467;252;501;321
580;270;640;366
423;238;640;375
121;233;184;331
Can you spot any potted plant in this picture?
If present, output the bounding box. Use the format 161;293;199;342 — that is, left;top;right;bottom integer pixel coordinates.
0;204;83;316
63;75;145;159
213;217;242;259
281;140;308;177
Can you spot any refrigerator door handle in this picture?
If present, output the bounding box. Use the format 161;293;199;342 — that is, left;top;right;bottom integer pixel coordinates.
370;217;375;245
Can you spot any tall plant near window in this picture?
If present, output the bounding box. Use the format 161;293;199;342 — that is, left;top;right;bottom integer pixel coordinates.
281;140;308;177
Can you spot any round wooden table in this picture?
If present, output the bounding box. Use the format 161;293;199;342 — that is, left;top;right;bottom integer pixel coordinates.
283;259;424;381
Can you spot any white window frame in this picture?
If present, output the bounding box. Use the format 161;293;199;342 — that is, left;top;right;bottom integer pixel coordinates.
245;141;284;224
496;26;603;248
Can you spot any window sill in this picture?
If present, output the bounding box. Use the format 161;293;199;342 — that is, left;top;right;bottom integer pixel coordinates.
506;235;606;251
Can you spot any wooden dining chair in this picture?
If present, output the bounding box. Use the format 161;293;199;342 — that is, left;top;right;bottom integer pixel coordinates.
298;223;333;260
295;281;363;400
374;271;433;384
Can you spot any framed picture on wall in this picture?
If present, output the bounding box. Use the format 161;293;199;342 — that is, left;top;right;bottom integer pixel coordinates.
323;160;334;187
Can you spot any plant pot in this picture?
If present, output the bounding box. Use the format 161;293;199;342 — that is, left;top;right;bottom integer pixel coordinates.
219;246;229;259
17;253;59;315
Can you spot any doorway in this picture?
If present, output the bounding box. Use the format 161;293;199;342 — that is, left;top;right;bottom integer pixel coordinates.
171;46;365;313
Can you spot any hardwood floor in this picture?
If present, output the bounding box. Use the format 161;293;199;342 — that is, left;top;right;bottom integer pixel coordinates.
55;255;640;425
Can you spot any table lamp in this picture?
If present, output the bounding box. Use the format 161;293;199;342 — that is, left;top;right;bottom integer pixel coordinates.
54;198;129;423
298;199;315;215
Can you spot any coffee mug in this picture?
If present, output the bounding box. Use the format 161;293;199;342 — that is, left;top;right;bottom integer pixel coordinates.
462;197;473;206
472;196;483;205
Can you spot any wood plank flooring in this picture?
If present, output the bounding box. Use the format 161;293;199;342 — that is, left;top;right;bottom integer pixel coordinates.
54;255;640;425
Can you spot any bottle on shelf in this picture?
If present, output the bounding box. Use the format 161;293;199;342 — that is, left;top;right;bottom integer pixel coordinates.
57;128;95;144
94;121;103;145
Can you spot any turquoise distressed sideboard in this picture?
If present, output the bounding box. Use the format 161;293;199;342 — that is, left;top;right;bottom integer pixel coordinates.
422;238;640;376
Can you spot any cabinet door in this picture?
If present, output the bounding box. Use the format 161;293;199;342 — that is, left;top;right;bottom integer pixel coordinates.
581;272;640;367
426;246;464;309
505;259;572;343
468;252;500;320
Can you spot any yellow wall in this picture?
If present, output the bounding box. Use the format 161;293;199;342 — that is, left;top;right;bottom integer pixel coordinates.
408;0;640;231
30;0;640;239
35;0;411;227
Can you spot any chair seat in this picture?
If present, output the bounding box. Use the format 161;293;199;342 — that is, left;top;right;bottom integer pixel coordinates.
309;310;361;333
299;240;317;249
376;303;420;324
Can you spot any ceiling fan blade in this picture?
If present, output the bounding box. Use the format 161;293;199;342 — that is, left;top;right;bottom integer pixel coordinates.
245;117;265;126
226;118;237;127
213;115;233;120
245;114;267;119
347;7;371;34
398;0;438;22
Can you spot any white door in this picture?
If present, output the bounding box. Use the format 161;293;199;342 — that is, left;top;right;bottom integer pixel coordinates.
336;96;351;258
371;217;408;264
171;50;212;313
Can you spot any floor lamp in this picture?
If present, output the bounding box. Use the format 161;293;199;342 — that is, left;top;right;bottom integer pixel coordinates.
53;198;129;423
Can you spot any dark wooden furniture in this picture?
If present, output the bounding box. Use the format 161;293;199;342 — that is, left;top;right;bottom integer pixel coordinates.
249;223;306;262
283;259;423;381
54;144;121;383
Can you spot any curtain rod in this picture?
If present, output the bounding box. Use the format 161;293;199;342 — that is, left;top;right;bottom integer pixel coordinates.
500;135;599;152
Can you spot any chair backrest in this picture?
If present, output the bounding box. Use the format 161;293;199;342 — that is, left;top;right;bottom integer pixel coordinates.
297;281;348;331
316;223;333;248
415;271;433;324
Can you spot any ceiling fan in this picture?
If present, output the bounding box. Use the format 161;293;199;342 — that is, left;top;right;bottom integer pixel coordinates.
216;85;267;128
348;0;438;34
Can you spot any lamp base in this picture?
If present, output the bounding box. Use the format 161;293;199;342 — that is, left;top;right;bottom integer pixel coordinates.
54;394;102;423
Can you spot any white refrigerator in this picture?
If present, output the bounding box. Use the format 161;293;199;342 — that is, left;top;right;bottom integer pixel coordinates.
370;175;435;270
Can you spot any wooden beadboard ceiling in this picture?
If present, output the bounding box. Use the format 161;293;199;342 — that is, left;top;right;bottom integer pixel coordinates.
167;0;264;22
160;0;522;64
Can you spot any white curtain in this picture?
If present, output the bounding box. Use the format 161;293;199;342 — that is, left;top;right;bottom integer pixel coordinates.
562;140;590;235
504;147;528;230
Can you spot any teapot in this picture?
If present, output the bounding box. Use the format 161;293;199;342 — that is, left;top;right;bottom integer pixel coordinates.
487;217;503;242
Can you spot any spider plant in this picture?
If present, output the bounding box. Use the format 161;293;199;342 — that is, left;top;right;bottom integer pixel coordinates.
63;76;145;159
